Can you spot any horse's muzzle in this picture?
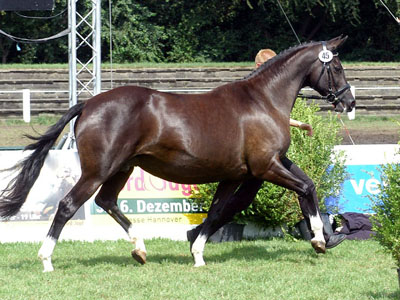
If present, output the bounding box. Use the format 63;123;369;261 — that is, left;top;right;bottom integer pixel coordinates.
346;99;356;113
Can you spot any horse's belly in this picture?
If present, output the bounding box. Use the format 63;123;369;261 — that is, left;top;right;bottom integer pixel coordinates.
134;154;248;184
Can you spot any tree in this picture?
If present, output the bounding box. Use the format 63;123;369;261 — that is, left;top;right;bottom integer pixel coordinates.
101;0;166;63
0;0;69;64
0;0;399;63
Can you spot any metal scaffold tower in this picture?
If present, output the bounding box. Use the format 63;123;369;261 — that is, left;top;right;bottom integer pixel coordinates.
63;0;101;148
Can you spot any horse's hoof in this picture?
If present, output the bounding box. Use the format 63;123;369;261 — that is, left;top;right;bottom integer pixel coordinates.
131;249;147;265
311;240;326;254
194;262;206;268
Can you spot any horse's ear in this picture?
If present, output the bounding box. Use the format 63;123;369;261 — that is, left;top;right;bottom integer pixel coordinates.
327;35;348;51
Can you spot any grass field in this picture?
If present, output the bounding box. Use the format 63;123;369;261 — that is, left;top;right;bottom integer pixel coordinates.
0;238;398;300
340;115;400;130
0;116;68;148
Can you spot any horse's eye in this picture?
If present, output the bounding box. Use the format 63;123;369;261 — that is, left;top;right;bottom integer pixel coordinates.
333;63;342;73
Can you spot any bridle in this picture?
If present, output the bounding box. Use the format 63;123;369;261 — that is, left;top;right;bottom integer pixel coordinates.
300;42;351;106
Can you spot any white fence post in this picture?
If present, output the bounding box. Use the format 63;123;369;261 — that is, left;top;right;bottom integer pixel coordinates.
22;89;31;123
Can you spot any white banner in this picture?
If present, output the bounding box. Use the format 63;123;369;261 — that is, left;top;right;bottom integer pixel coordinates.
0;145;399;242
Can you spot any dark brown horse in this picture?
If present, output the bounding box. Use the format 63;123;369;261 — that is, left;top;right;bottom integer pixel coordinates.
0;36;354;271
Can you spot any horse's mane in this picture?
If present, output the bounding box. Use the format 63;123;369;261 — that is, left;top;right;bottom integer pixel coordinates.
243;41;320;80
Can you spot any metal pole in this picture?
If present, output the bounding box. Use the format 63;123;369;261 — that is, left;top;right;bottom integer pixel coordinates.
68;0;77;134
93;0;102;95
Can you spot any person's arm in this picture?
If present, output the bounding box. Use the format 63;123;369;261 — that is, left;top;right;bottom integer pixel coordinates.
289;118;313;136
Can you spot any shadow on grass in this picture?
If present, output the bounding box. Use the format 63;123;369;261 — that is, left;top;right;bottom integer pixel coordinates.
74;255;137;268
74;246;306;267
5;241;320;270
367;290;400;299
73;243;318;268
203;244;318;265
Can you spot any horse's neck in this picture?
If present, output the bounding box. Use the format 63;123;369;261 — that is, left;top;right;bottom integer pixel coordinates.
254;49;315;116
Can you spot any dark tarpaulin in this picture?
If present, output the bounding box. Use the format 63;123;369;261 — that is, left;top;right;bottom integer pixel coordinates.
339;212;375;240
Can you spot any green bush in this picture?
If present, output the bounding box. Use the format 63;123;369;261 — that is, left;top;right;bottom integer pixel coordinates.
191;98;347;228
371;157;400;268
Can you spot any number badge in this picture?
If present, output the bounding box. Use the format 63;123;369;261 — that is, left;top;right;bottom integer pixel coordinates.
318;49;333;63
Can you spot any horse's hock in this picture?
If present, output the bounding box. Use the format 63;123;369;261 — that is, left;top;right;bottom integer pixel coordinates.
0;65;398;118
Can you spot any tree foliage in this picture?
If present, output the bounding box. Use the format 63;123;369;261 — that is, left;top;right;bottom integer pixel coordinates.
0;0;399;63
371;158;400;267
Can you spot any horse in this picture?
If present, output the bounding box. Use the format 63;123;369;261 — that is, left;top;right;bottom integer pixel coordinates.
0;35;355;272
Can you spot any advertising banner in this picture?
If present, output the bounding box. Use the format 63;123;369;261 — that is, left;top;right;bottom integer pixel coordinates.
326;144;400;213
0;150;83;242
90;168;206;226
0;150;82;222
0;150;205;242
1;144;399;242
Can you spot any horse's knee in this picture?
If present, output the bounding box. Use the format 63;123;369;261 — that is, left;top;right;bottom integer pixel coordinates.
298;180;316;198
297;183;309;197
305;180;316;194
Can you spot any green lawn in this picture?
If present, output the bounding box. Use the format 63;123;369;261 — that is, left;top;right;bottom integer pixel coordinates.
0;239;398;300
340;115;400;130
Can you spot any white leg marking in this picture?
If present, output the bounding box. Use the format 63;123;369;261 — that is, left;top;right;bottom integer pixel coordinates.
191;234;207;267
128;225;146;253
38;237;57;272
309;214;325;243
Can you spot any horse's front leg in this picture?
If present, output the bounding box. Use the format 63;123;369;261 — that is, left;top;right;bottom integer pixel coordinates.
279;157;327;252
280;157;346;250
254;155;326;253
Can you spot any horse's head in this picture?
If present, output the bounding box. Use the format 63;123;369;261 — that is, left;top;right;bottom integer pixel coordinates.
307;35;355;113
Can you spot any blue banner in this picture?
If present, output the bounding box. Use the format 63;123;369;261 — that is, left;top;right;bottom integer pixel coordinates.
326;164;382;213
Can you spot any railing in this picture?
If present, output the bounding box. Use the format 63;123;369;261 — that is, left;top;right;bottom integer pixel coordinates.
1;86;400;120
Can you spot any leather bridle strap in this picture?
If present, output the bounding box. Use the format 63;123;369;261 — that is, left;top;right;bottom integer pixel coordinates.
308;42;351;105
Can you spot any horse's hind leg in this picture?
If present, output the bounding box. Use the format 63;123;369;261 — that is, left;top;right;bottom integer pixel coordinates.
94;167;147;265
38;175;102;272
189;181;240;266
187;181;240;249
191;179;262;267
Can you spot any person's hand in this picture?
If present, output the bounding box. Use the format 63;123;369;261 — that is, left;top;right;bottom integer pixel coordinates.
299;123;313;136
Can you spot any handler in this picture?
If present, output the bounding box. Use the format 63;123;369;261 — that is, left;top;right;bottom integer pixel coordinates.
255;48;345;248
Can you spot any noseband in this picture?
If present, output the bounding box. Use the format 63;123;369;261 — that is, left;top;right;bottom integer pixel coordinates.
305;42;351;106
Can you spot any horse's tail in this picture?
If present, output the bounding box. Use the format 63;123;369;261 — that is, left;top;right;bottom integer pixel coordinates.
0;102;85;218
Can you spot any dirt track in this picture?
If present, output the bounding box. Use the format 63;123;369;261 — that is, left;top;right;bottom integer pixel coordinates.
339;127;399;145
0;120;398;148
